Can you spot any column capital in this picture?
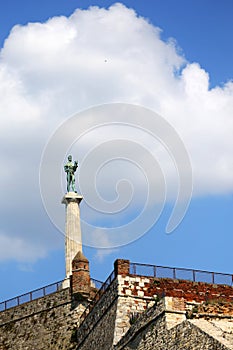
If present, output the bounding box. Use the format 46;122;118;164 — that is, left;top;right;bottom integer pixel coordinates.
62;192;83;205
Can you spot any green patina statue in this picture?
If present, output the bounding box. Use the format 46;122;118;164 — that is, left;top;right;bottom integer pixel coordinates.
64;155;78;193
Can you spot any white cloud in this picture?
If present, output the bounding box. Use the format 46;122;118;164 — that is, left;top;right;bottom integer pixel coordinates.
94;248;118;263
0;231;47;262
90;228;118;262
0;3;232;261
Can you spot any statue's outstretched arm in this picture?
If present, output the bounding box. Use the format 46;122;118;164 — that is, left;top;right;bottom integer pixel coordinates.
73;161;78;171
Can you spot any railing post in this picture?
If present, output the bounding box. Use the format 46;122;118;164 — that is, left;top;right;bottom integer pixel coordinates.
111;270;115;283
173;268;176;279
4;301;7;310
43;287;46;297
153;266;156;277
193;270;195;282
212;272;215;284
17;296;20;306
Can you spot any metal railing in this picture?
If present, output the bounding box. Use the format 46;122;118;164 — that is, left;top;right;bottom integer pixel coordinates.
130;263;233;286
0;280;63;312
90;278;104;291
78;263;233;325
0;277;105;313
80;270;116;322
2;263;232;315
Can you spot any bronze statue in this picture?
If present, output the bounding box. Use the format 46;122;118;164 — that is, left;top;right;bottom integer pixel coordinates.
64;155;78;193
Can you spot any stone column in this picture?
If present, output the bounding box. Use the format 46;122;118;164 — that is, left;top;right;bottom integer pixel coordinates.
62;192;83;279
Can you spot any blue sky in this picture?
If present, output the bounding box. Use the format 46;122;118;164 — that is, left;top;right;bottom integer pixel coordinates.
0;0;233;301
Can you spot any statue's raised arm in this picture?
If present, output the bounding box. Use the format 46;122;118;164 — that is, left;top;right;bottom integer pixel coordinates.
64;155;78;193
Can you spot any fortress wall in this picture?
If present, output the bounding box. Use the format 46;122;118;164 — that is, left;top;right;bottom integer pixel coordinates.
75;260;233;350
78;299;118;350
114;298;167;350
118;319;230;350
113;276;156;345
75;275;156;350
0;288;71;325
76;278;119;350
1;259;233;350
114;272;233;343
0;288;87;350
115;297;232;350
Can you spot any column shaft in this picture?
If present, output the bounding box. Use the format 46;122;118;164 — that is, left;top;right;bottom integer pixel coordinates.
62;193;83;278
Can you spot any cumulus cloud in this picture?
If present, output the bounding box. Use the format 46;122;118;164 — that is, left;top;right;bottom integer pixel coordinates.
0;231;47;262
0;3;232;261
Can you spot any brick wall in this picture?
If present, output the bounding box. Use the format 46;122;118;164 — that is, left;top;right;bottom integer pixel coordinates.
121;274;233;302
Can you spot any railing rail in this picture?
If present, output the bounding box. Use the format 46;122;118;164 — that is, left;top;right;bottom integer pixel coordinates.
0;280;64;312
130;263;233;286
80;270;116;323
0;277;104;313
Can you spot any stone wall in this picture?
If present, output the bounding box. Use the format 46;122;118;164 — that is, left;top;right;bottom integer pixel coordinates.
75;278;119;350
114;297;233;350
0;288;88;350
1;259;233;350
75;274;156;349
0;288;70;325
118;319;231;350
78;299;118;350
74;260;233;350
113;275;156;344
114;298;167;350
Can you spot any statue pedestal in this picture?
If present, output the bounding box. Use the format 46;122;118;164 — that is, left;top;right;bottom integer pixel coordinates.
62;192;83;279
